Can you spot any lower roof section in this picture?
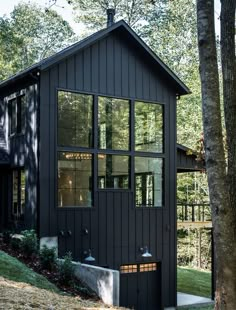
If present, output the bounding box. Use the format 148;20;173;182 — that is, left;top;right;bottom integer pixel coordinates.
177;144;204;173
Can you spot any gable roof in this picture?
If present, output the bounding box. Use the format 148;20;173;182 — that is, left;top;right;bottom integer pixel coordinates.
0;20;190;95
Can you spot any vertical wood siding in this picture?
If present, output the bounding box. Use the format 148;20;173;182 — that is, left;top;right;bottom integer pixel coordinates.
3;83;39;229
39;32;177;306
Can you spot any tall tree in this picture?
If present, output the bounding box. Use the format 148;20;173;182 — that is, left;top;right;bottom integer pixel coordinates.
0;2;75;80
196;0;236;309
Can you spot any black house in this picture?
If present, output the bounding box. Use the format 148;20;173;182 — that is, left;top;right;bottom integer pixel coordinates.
0;17;197;309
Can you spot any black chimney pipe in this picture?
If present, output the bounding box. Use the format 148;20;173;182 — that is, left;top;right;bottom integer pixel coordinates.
107;9;115;27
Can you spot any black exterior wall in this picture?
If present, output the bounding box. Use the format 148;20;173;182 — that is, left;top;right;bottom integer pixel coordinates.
39;31;177;307
0;82;39;231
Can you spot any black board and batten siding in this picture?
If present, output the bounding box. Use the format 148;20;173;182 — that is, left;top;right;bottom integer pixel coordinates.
39;31;177;307
0;82;39;231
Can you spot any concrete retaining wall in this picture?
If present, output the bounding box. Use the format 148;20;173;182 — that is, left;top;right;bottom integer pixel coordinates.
40;237;119;306
73;262;120;306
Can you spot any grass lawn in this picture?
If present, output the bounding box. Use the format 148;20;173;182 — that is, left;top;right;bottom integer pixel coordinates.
0;250;59;292
177;266;211;298
178;306;213;310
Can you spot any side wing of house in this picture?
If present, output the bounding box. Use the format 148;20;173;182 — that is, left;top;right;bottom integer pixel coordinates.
0;81;39;232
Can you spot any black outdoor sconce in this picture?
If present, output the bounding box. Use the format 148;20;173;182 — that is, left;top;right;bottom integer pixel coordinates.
139;246;152;258
84;249;96;262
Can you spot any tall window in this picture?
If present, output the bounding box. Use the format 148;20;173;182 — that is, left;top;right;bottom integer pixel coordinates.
135;157;163;207
58;152;92;207
58;91;93;147
9;95;26;135
12;170;25;220
98;97;130;150
135;101;163;152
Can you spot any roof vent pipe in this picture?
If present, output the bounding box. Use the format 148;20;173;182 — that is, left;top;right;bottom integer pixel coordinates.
107;8;115;27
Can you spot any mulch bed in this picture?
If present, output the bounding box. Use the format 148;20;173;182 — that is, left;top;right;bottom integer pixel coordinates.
0;236;99;301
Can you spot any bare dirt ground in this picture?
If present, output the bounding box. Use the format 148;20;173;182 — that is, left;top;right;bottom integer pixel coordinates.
0;276;124;310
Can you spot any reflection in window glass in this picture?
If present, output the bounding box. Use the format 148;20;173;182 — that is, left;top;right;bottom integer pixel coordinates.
58;91;93;147
135;101;163;152
12;170;25;219
21;171;25;215
135;157;163;207
98;154;130;189
10;99;17;134
19;96;26;133
58;152;92;207
12;171;18;216
98;97;130;150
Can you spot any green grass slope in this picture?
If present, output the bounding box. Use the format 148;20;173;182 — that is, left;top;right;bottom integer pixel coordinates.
177;266;211;298
0;250;59;292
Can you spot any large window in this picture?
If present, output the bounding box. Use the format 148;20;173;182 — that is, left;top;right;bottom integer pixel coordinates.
58;91;93;147
135;101;163;152
57;90;164;207
58;152;92;207
12;170;25;220
98;154;130;189
135;157;163;207
98;97;130;150
9;95;26;134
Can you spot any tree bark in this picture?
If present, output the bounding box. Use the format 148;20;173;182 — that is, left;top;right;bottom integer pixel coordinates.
196;0;236;309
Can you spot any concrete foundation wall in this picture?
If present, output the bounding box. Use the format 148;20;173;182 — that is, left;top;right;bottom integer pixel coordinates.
40;237;119;306
73;262;120;306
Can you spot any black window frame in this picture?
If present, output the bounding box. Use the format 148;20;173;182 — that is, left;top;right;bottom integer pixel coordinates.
9;94;26;135
56;89;165;208
12;168;25;221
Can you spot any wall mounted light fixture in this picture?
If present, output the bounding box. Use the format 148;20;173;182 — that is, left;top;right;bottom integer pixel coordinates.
139;246;152;258
84;249;96;262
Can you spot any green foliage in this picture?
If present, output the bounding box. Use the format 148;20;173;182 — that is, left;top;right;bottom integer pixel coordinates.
178;306;213;310
177;173;209;205
39;246;57;271
0;2;75;80
0;250;59;292
10;237;21;251
20;230;38;257
57;252;74;286
178;228;212;270
2;230;12;244
177;266;211;298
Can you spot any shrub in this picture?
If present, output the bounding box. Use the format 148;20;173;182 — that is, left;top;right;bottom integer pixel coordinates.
2;230;12;244
20;230;38;257
10;237;21;250
58;252;74;286
40;245;56;271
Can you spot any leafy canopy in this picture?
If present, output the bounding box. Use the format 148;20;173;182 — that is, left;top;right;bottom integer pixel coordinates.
0;2;75;80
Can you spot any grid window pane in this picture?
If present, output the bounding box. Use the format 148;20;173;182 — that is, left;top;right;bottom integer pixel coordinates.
135;157;163;207
120;264;138;274
98;96;130;150
58;91;93;147
140;263;157;272
135;101;163;152
58;152;92;207
98;154;130;189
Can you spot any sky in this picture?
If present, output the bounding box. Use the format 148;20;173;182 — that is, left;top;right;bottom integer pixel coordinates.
0;0;221;36
0;0;82;34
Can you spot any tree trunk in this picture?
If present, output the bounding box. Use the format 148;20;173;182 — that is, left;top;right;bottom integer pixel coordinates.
196;0;236;309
